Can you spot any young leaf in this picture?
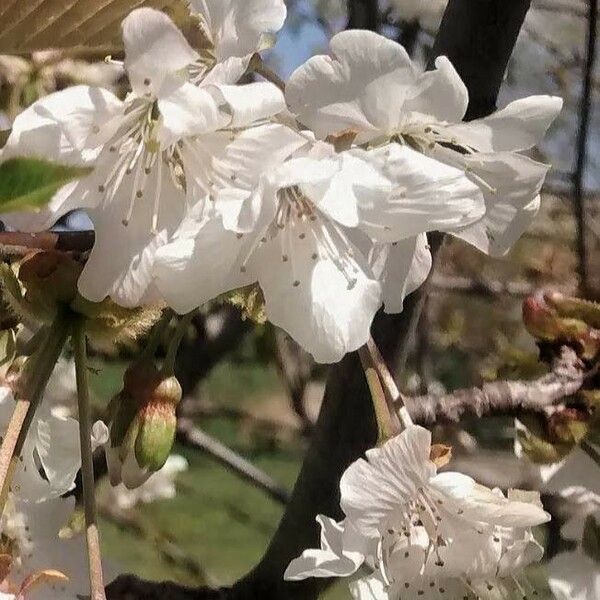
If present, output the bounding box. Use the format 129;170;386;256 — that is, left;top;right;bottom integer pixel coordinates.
0;0;188;53
0;157;92;212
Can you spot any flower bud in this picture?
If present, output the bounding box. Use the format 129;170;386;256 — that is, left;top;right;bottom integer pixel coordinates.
105;360;181;490
18;251;82;320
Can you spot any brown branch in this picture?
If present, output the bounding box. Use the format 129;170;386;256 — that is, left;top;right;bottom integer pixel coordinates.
176;418;290;505
0;230;95;255
404;346;586;424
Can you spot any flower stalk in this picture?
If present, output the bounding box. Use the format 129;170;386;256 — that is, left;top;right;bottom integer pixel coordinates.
0;312;70;513
73;317;106;600
249;53;285;92
358;336;413;441
162;311;195;376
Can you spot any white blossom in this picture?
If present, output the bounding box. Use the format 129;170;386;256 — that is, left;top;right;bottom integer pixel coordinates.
108;454;188;510
188;0;287;84
549;548;600;600
155;136;483;362
286;30;562;312
1;7;285;307
285;425;549;597
0;386;79;502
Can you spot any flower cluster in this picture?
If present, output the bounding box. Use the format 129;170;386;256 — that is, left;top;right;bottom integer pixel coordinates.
286;425;550;599
0;2;561;364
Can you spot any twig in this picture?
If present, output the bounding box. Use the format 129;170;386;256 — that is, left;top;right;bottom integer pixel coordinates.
0;230;94;255
403;346;586;424
176;418;290;505
74;319;106;600
431;274;538;298
98;503;211;585
248;54;285;92
573;0;598;297
532;0;588;17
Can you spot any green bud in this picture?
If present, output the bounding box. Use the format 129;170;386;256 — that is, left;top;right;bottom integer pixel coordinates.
105;361;181;489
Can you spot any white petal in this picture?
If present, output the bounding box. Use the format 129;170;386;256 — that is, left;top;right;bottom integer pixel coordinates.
190;0;286;60
209;82;286;128
442;95;563;152
78;159;186;307
549;550;600;600
158;81;227;146
286;30;418;142
2;85;123;164
314;152;392;229
122;8;198;97
449;152;549;256
371;234;432;314
431;474;550;527
340;426;436;537
284;516;364;580
403;56;468;122
187;123;306;195
154;211;254;314
353;144;485;242
34;412;81;497
255;221;381;363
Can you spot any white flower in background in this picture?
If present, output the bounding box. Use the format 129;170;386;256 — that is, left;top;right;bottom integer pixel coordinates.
109;454;188;511
1;7;285;307
188;0;287;84
549;549;600;600
155;137;483;362
286;30;562;312
0;495;115;599
0;386;79;501
285;425;549;596
387;0;447;30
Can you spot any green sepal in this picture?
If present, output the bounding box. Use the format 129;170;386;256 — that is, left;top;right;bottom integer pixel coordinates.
134;403;176;472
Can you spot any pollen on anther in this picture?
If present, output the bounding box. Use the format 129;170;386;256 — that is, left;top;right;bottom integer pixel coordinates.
311;253;318;260
293;280;300;287
299;233;306;239
240;266;247;273
136;190;143;198
236;233;243;239
98;185;105;193
144;78;151;86
282;255;289;262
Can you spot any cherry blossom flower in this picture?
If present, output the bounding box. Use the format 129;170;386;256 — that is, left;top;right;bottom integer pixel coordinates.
188;0;287;84
286;30;562;311
154;137;483;362
1;7;285;307
1;494;115;599
285;425;549;596
0;386;80;501
549;549;600;600
108;454;188;511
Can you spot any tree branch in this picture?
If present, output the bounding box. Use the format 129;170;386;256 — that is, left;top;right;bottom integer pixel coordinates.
404;346;586;424
176;418;290;505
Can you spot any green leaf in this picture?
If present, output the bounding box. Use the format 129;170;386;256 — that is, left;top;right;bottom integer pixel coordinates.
0;157;92;212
